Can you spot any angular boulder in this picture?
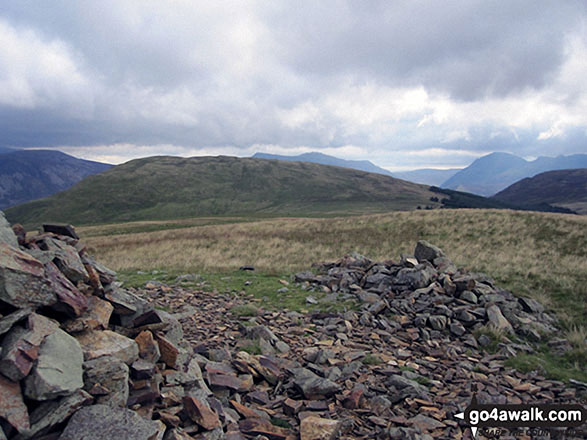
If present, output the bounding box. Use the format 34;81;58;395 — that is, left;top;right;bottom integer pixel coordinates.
300;416;341;440
24;328;84;400
76;330;139;365
83;355;129;407
0;313;60;381
0;244;56;308
486;304;514;333
414;240;445;263
44;262;88;317
58;404;160;440
0;374;30;433
0;211;18;247
293;367;341;400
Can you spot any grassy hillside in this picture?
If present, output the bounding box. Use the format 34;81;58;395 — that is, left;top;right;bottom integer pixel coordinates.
5;155;441;227
494;168;587;214
80;209;586;381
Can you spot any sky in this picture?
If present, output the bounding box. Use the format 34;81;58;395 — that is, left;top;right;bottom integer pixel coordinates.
0;1;586;171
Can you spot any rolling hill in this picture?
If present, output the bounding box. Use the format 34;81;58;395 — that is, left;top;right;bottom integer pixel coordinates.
5;155;445;226
442;152;587;196
0;149;112;209
493;168;587;214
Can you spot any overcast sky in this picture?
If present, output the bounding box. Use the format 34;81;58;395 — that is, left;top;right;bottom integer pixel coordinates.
1;1;586;170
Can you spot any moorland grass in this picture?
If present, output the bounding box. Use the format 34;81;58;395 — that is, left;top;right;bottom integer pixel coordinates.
80;209;587;382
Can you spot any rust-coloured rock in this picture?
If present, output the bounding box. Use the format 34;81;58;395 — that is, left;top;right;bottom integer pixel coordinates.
183;396;221;430
300;416;341;440
0;374;30;433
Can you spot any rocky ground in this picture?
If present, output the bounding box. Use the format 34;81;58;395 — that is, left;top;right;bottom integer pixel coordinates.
0;211;585;439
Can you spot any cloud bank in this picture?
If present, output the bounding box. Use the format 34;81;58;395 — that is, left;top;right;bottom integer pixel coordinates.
1;1;586;169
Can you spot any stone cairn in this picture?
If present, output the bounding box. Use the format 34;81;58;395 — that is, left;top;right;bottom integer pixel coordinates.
0;211;582;439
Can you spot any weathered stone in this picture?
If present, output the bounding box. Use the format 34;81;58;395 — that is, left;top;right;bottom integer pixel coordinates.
0;308;31;336
83;355;130;407
245;325;278;343
76;330;139;364
0;374;29;433
393;265;436;290
414;240;445;263
283;398;303;416
0;313;59;381
42;224;79;239
428;315;447;331
409;414;445;431
238;418;289;440
14;390;92;440
519;297;544;314
104;284;141;315
369;395;392;416
135;330;161;363
300;416;341;440
0;211;18;247
24;328;84;401
208;372;253;392
0;244;56;308
42;238;88;284
460;290;478;304
183;396;220;430
486;304;514;333
449;322;466;336
63;296;113;333
58;404;160;440
44;262;88;317
293;367;341;400
342;388;364;409
156;333;179;368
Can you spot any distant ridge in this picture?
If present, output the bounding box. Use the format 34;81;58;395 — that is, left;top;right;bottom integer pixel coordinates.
391;168;461;186
493;168;587;214
0;149;112;209
442;152;587;196
252;152;395;176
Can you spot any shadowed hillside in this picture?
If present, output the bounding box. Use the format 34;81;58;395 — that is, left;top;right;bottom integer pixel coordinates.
493;168;587;214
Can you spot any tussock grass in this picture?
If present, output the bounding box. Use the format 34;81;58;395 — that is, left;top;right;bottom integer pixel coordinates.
82;209;586;321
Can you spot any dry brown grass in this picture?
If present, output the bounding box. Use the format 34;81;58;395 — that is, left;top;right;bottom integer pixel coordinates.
81;209;587;326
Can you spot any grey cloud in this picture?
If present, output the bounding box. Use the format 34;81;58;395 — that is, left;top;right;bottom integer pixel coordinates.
0;1;586;165
266;0;583;100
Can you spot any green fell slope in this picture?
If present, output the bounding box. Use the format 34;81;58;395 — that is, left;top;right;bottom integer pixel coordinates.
5;155;442;226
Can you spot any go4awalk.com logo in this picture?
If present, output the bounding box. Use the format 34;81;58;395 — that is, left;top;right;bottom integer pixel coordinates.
455;395;586;437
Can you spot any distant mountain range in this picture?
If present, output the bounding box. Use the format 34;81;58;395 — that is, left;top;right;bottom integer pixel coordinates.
0;149;112;209
252;152;395;176
441;152;587;196
252;152;462;185
391;168;461;186
493;168;587;214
